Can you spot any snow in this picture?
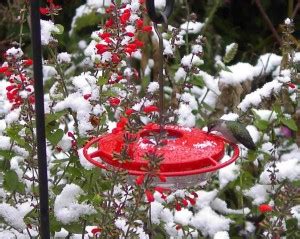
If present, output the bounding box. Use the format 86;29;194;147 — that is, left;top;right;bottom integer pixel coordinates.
181;54;203;69
174;208;193;226
147;82;159;93
193;140;216;149
219;62;257;85
285;18;292;25
211;198;250;215
0;136;11;150
40;20;59;45
57;52;72;64
214;231;230;239
154;0;166;10
218;155;240;188
238;78;284;111
254;53;281;75
57;135;72;152
54;184;96;224
0;203;28;230
53;93;93;135
150;201;164;224
177;104;196;127
5;108;21;124
78;148;96;170
6;47;23;58
252;109;277;121
180;21;204;34
291;205;300;227
220;113;239;121
190;206;232;237
194;190;218;209
260;158;300;184
192;44;203;55
246;125;260;143
243;184;272;205
43;65;58;82
174;67;187;82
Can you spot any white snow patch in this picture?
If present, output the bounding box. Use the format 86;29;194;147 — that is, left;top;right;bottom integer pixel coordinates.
54;184;96;224
40;20;59;45
218;155;240;188
180;21;204;34
243;184;272;205
190;206;232;237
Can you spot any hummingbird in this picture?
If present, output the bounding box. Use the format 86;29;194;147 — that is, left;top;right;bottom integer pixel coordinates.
207;119;256;150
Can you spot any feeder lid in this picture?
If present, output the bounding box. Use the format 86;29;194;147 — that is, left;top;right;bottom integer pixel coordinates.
83;124;239;176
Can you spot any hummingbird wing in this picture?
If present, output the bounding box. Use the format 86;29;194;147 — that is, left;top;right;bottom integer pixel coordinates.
225;121;256;150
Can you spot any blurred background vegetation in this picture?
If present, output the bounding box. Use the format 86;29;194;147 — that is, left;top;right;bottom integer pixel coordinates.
0;0;299;70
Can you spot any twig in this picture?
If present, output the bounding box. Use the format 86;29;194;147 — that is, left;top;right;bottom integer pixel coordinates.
292;0;300;18
254;0;282;45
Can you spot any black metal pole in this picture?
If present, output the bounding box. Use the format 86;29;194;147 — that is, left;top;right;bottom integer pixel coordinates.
30;1;50;238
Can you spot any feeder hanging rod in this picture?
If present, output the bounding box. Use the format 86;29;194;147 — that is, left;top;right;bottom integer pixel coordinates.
146;0;174;127
30;1;50;238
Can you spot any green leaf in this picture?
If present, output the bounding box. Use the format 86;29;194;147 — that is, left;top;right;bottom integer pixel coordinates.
281;118;298;131
54;24;64;35
47;129;64;145
190;75;205;88
73;12;103;33
63;222;83;234
223;43;238;64
3;170;25;193
6;125;26;147
45;111;66;125
97;76;107;86
254;119;269;131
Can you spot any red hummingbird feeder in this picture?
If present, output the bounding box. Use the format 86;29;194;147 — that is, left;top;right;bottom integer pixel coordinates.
83;0;240;188
83;124;239;188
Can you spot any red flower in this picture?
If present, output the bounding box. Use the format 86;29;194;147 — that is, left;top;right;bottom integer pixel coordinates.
99;32;111;39
108;97;121;107
105;4;115;14
95;44;109;54
175;225;182;230
91;227;102;235
67;131;74;138
258;204;273;213
40;7;50;15
24;59;33;66
135;174;145;185
83;94;91;100
191;191;198;198
117;117;128;127
154;186;171;194
0;66;8;73
139;0;145;3
111;53;121;64
142;26;152;32
105;18;114;28
120;9;131;25
136;19;144;29
125;108;135;116
182;199;188;207
124;47;135;55
133;39;144;48
145;190;155;202
186;196;196;205
126;32;135;37
143;105;159;113
127;43;138;51
175;202;181;211
288;83;296;89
